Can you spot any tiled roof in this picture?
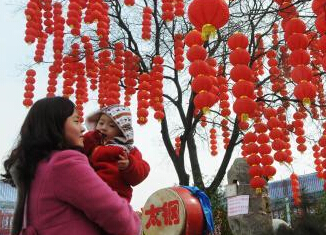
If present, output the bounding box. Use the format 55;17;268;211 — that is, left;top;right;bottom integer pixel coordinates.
0;181;16;202
268;173;324;200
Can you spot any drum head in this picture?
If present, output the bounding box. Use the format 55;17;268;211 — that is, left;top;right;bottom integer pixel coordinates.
141;188;186;235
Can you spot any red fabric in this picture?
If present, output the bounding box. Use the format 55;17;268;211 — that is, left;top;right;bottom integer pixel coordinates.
90;146;150;202
83;131;102;156
27;150;140;235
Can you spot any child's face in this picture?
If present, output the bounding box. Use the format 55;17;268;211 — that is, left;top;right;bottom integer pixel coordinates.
96;114;122;142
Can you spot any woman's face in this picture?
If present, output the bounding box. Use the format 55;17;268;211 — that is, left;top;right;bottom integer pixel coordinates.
64;110;85;148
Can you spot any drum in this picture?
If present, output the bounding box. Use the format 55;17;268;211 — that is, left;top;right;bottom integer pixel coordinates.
141;187;204;235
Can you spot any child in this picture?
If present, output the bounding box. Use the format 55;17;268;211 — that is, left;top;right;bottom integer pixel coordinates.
83;104;150;203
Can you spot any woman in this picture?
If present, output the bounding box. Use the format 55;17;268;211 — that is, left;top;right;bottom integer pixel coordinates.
2;97;141;235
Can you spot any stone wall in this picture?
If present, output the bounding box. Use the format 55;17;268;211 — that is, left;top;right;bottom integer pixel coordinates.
226;158;274;235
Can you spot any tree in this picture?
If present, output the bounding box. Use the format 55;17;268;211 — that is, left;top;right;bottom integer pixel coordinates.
22;0;326;199
314;191;326;224
209;185;233;235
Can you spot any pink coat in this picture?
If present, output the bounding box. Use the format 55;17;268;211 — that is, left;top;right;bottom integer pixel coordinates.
26;150;141;235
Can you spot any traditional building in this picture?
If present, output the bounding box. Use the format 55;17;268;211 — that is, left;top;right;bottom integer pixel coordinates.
268;172;324;221
0;181;16;235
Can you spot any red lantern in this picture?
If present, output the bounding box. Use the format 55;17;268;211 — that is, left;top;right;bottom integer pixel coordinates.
262;165;276;179
315;13;326;34
191;75;213;93
249;165;263;177
293;81;317;105
193;91;215;113
285;18;306;35
154;111;165;121
271;136;285;150
274;150;287;162
230;65;254;82
24;1;42;45
137;109;148;125
175;136;181;156
66;1;82;36
189;60;210;77
137;73;151;124
250;176;266;193
322;55;326;72
233;97;257;121
288;49;310;66
254;123;268;133
210;128;218;156
43;0;53;34
229;49;251;65
124;0;135;6
258;143;272;155
150;56;165;121
318;35;326;53
23;69;36;107
290;173;301;205
175;0;185;16
186;45;207;62
247;154;261;166
243;132;257;144
232;80;255;99
263;108;277;119
174;34;184;70
319;135;326;147
227;33;249;50
290;65;312;83
246;143;259;154
184;30;204;47
75;64;87;122
297;144;307;153
123;51;139;106
161;0;174;21
188;0;229;40
296;136;306;144
261;154;274;165
286;33;309;51
268;58;278;67
278;2;298;20
257;133;269;144
269;128;284;140
312;0;326;15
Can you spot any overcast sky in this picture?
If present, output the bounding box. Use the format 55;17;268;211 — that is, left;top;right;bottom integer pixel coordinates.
0;0;317;210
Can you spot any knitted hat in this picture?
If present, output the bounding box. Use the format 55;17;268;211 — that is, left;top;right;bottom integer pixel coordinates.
85;104;134;145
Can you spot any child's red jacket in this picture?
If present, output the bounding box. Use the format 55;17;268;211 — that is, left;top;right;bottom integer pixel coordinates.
83;131;150;202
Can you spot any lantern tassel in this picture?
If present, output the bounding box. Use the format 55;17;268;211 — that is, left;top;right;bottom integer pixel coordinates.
201;24;216;41
241;113;249;122
202;107;210;115
302;97;311;106
255;188;262;194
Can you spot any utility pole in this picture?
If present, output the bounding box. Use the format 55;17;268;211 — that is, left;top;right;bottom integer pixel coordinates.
284;197;291;226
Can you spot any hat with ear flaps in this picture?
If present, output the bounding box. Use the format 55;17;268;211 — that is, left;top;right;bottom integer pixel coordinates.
85;104;134;145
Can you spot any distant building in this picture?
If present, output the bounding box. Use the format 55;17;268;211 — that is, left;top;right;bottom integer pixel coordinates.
268;172;324;219
0;181;16;235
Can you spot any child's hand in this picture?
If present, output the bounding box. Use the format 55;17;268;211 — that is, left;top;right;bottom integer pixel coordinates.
97;131;109;145
136;211;142;218
136;207;144;218
118;151;130;170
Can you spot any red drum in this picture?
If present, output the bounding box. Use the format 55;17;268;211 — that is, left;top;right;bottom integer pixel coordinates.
141;187;204;235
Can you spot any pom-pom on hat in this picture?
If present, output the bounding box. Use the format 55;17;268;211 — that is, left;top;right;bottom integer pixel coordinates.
86;104;134;145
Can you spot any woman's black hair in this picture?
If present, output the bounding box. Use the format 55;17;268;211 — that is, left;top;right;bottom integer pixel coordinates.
2;96;75;187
